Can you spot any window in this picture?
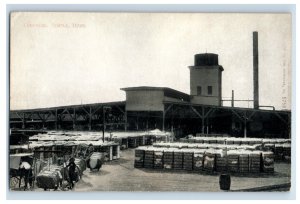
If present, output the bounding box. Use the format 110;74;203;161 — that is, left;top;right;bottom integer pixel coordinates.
207;86;212;95
197;86;202;95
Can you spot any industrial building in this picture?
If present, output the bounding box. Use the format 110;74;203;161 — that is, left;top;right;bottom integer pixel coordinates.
9;32;291;141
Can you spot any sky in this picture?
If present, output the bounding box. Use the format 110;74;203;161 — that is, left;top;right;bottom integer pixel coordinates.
10;12;291;110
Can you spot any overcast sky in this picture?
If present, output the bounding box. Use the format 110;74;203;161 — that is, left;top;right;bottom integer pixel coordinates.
10;12;291;110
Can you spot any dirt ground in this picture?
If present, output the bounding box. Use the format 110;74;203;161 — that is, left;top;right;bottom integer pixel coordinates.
73;149;291;192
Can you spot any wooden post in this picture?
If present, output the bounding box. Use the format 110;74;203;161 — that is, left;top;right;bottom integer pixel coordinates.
231;90;235;107
202;107;205;134
102;106;105;142
244;112;247;138
52;145;55;163
22;113;25;129
162;111;165;131
42;113;45;129
117;145;120;159
136;115;139;130
124;111;127;131
55;109;58;130
40;147;44;160
207;118;209;134
109;146;113;161
89;106;92;131
73;108;76;130
244;118;247;138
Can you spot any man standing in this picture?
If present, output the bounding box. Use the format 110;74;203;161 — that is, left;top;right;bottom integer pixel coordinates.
66;157;76;189
19;159;32;190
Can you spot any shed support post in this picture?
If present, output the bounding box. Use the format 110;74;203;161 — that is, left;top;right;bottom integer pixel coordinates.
202;107;205;134
73;108;76;130
89;106;92;131
244;117;247;138
124;111;127;131
22;113;25;129
55;109;58;130
162;111;165;131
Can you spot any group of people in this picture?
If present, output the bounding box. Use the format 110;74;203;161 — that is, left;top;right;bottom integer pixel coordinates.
19;157;78;190
18;144;95;190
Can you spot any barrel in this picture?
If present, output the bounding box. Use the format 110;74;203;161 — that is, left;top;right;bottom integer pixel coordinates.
219;174;231;190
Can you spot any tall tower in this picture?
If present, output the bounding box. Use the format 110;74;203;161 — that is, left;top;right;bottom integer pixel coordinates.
253;31;259;109
189;53;224;106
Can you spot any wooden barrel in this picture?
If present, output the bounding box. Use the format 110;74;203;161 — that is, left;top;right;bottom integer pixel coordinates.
219;174;231;190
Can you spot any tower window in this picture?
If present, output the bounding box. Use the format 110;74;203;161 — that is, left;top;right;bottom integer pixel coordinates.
197;86;202;95
207;86;212;95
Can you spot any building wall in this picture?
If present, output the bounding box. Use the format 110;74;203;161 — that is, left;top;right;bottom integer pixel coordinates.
125;90;164;111
190;66;222;106
164;96;187;103
190;95;220;106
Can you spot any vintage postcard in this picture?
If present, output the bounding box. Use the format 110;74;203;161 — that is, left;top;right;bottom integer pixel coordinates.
9;12;291;192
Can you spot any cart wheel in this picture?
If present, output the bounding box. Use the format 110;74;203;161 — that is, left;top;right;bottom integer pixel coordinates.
10;177;19;189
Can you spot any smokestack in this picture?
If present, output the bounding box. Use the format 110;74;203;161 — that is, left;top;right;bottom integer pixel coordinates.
253;31;259;109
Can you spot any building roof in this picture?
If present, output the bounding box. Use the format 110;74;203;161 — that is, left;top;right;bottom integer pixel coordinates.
121;86;187;94
10;101;126;112
121;86;190;102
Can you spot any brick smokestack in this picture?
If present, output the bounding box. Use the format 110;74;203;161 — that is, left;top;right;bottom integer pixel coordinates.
253;31;259;109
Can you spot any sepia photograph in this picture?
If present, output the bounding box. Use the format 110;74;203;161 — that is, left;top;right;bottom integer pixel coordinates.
9;11;292;193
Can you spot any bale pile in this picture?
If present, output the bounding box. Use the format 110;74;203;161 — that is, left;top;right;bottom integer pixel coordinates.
173;149;183;170
215;151;227;173
249;151;261;173
193;150;205;172
128;137;138;148
143;148;154;169
153;149;163;169
87;152;105;171
134;146;274;174
163;148;174;169
36;165;63;190
227;151;239;173
179;136;291;161
134;148;145;168
183;150;194;171
239;153;249;173
203;152;215;173
262;152;274;173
